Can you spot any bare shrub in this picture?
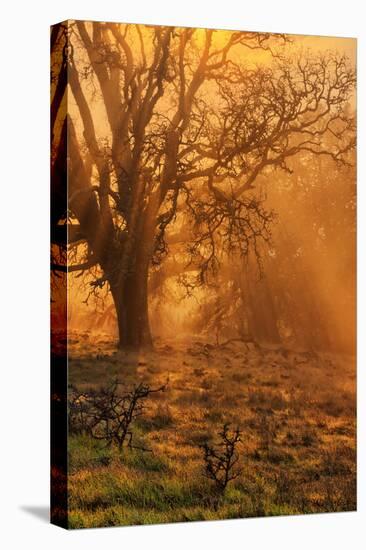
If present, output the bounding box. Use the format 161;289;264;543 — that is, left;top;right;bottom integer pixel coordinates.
201;424;242;496
68;380;167;450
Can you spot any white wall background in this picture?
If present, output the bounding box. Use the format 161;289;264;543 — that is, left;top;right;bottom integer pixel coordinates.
0;1;364;548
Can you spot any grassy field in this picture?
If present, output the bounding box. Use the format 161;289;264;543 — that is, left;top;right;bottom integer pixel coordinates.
67;331;356;528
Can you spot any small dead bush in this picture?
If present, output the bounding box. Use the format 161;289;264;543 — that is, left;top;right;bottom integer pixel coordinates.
68;380;167;450
201;424;242;497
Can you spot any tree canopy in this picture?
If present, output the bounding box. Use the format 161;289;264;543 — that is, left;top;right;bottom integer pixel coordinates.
51;22;356;349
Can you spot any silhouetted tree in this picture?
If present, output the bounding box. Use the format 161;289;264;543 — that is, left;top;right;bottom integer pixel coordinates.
51;22;355;349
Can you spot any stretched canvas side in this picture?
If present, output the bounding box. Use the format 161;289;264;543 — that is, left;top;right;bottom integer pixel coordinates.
50;21;69;529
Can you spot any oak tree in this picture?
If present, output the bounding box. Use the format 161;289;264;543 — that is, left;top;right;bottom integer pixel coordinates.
51;22;355;349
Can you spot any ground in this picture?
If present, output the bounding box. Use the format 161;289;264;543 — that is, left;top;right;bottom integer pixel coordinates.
66;331;356;528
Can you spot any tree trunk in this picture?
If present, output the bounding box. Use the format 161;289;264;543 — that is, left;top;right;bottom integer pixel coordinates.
111;257;153;349
110;200;159;350
240;261;281;345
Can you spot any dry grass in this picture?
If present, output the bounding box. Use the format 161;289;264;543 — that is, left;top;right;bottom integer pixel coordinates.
67;333;356;528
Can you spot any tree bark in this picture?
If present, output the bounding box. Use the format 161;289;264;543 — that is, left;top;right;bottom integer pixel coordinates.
111;255;153;349
110;200;159;349
241;261;281;345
